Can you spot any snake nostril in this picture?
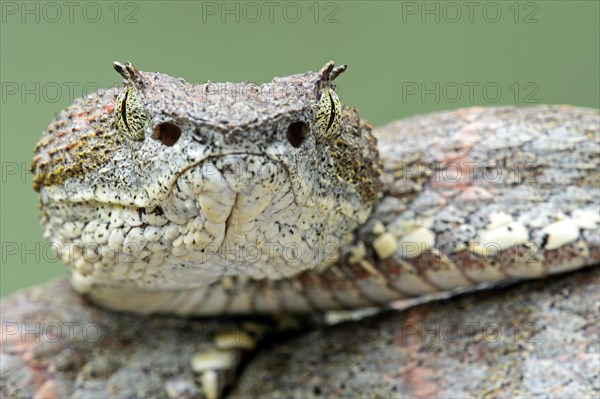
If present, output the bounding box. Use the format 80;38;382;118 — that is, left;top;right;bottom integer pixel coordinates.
153;122;182;146
286;121;309;148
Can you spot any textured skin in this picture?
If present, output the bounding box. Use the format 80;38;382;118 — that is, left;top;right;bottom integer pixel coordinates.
23;62;600;398
31;64;599;317
31;63;382;309
4;105;598;398
63;105;600;315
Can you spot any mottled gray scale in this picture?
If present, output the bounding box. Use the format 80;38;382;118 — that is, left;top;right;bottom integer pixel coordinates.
33;62;381;308
23;90;600;399
32;62;598;318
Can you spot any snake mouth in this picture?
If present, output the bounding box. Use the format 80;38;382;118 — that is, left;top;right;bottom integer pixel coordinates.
161;152;303;247
41;151;367;291
168;152;301;207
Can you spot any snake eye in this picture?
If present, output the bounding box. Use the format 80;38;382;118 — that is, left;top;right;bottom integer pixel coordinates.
315;86;341;138
115;86;148;141
153;122;182;147
287;121;309;148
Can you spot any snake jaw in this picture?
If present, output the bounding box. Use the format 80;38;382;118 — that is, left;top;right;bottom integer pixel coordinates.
34;62;382;300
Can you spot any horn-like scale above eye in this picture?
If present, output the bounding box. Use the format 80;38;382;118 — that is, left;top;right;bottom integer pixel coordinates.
316;86;341;139
115;86;148;141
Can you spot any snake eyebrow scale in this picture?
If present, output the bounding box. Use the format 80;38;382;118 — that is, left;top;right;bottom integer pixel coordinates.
113;61;146;89
24;60;600;398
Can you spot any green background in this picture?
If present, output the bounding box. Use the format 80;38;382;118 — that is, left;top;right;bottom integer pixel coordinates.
1;0;599;296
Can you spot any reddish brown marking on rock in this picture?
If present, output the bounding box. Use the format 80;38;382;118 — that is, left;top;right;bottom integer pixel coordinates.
34;380;61;399
398;366;438;398
431;157;478;189
457;186;494;202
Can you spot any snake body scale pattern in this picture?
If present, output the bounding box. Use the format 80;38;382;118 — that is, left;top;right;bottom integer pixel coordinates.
26;62;599;398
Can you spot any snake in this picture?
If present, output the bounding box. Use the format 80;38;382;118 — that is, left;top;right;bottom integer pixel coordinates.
28;61;599;397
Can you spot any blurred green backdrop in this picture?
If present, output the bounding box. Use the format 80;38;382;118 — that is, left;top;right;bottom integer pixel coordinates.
1;0;599;296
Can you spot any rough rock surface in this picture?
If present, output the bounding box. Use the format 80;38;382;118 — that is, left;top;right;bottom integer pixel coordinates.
1;279;270;398
2;268;598;398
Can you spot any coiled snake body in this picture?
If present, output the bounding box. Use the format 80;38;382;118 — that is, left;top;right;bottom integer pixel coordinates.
29;62;599;397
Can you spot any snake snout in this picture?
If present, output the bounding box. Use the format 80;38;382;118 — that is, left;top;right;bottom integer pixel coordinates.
171;154;294;240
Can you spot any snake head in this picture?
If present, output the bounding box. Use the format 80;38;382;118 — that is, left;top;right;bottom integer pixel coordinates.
32;62;382;289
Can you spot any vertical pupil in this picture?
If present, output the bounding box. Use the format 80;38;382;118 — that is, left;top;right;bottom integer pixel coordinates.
326;91;336;132
120;91;130;132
